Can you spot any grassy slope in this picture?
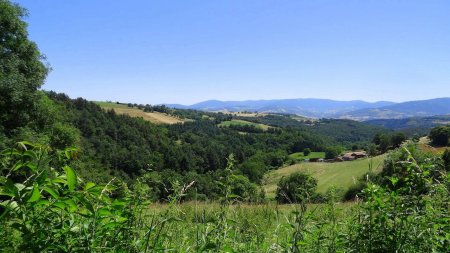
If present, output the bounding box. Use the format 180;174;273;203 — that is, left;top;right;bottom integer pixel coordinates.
289;152;326;161
96;102;184;124
264;155;386;198
218;119;271;131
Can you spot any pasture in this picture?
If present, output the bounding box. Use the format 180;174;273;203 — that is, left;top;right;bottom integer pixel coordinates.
96;101;185;124
264;155;386;198
218;119;272;131
289;152;326;161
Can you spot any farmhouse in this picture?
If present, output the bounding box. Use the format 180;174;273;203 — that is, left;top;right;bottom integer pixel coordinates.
341;151;367;161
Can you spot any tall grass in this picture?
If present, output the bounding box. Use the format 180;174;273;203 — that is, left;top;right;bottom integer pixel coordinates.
1;142;449;252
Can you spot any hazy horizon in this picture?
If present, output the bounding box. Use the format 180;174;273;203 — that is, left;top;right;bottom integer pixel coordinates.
17;0;450;104
161;96;449;107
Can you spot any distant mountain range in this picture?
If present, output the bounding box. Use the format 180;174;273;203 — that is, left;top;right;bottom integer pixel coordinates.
166;97;450;120
365;115;450;136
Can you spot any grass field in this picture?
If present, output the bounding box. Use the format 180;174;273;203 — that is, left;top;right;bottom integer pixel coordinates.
219;111;269;117
96;101;185;124
95;101;129;109
289;152;326;161
264;155;386;198
218;119;271;131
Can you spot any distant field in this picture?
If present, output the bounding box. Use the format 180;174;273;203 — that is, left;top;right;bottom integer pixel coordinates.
289;152;326;161
264;155;386;198
219;111;268;117
218;119;271;131
95;101;129;109
96;102;185;124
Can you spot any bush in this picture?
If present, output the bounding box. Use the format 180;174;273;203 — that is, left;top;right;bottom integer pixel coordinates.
325;146;342;159
0;142;141;251
275;172;317;203
303;148;311;156
429;125;450;146
443;149;450;171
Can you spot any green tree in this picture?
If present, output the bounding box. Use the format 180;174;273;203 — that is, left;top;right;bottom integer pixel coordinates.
325;146;342;159
378;134;391;153
429;126;450;146
391;132;406;148
303;148;311;156
276;172;317;203
0;0;49;131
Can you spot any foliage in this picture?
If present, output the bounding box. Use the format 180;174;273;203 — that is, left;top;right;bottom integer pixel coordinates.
0;141;448;252
276;172;318;203
380;141;446;194
429;125;450;146
325;146;342;159
0;142;142;252
347;155;449;252
391;132;407;148
443;149;450;171
0;0;49;132
303;148;311;156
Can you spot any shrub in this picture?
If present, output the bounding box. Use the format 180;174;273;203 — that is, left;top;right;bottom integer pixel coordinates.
429;125;450;146
303;148;311;156
275;172;317;203
325;146;342;159
0;142;141;251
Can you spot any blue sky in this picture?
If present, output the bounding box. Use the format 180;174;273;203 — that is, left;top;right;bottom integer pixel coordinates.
17;0;450;105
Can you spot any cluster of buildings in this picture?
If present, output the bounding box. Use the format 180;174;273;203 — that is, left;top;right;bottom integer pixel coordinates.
308;151;368;163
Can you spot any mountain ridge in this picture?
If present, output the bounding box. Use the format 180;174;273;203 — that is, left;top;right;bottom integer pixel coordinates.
166;98;397;118
165;97;450;120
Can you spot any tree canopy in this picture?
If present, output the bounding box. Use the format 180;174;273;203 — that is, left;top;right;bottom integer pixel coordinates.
0;0;49;131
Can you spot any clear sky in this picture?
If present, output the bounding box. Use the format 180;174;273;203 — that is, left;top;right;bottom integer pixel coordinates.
16;0;450;105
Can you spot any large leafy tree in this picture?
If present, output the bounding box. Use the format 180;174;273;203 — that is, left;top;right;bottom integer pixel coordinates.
0;0;49;132
429;126;450;146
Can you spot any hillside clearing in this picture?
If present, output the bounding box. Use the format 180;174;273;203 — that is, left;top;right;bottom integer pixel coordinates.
264;155;386;198
96;102;185;124
218;119;271;131
289;152;326;161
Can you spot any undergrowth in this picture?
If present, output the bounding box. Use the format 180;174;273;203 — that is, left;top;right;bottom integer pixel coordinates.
1;142;449;252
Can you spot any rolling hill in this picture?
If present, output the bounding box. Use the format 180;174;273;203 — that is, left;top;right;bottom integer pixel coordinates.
167;99;395;118
167;97;450;120
365;115;450;136
339;98;450;120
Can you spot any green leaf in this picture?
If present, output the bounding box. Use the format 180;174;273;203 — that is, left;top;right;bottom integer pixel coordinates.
35;200;50;206
23;150;38;160
84;182;96;191
63;199;77;213
102;222;118;229
98;207;113;217
43;186;59;199
12;161;25;172
27;183;41;202
52;201;67;210
222;245;235;252
0;178;19;197
75;194;94;214
63;166;77;192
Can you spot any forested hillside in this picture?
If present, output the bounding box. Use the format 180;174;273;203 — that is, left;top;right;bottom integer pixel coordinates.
0;90;390;200
365;115;450;136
